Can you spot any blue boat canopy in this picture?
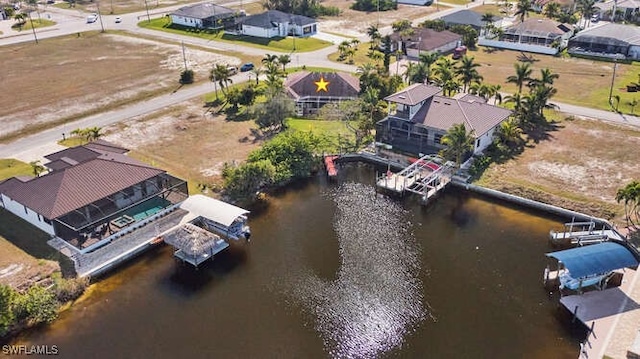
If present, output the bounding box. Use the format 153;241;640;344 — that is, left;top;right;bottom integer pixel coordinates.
546;242;639;279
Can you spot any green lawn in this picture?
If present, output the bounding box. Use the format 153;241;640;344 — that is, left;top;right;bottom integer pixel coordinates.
0;159;32;181
286;118;355;153
12;18;56;31
139;17;332;52
58;137;88;147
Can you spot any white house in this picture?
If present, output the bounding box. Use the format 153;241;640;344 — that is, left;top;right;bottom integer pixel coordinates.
239;10;317;38
389;27;462;58
170;3;238;29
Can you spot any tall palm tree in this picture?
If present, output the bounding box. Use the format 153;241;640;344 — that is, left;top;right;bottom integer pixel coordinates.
278;54;291;72
533;68;559;88
544;2;561;19
211;64;233;96
262;53;278;67
418;52;439;84
577;0;599;27
481;12;495;36
440;123;476;167
455;55;483;93
433;57;459;96
85;126;103;141
491;84;503;105
251;66;263;85
506;62;532;93
366;24;381;51
514;0;533;23
616;181;640;228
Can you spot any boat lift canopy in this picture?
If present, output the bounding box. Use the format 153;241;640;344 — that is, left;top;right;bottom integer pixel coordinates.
546;242;639;278
180;194;249;227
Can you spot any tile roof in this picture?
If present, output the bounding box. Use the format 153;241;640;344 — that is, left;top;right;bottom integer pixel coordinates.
384;83;442;105
284;71;360;99
241;10;316;28
0;144;165;219
506;18;572;37
413;95;512;136
171;3;235;20
390;28;462;52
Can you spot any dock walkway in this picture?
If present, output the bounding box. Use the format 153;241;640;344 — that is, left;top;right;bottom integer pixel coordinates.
560;267;640;358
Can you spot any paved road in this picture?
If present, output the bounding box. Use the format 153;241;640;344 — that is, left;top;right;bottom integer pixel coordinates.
0;1;639;162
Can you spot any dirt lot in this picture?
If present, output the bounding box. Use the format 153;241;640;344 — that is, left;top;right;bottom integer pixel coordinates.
476;118;640;223
0;32;240;142
318;0;440;37
102;99;261;191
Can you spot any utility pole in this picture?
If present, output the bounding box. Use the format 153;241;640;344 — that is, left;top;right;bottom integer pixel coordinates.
144;0;151;23
96;1;105;33
182;41;188;71
27;11;38;44
608;59;618;106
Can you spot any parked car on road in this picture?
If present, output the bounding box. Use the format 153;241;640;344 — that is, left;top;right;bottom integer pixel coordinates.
87;13;98;23
227;65;238;75
115;16;122;23
240;63;254;72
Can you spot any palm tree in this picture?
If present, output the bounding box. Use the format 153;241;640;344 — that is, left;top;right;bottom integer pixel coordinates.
577;0;599;27
14;13;26;28
439;123;476;167
616;181;640;228
455;55;483;93
544;2;562;19
514;0;533;24
629;99;638;114
418;52;439;84
534;68;559;88
85;126;103;141
433;57;459;96
366;24;381;51
251;66;263;85
29;160;46;177
506;62;532;93
211;64;233;96
277;54;291;73
481;12;495;36
262;53;278;68
491;84;503;105
498;117;524;148
337;40;351;61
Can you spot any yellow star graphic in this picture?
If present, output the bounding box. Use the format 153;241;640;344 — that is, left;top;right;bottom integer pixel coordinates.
315;76;330;92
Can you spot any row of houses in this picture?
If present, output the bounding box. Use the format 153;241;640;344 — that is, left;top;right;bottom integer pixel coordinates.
431;9;640;60
170;4;317;38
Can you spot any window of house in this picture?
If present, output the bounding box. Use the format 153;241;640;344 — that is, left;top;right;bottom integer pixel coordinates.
435;134;443;144
24;205;28;215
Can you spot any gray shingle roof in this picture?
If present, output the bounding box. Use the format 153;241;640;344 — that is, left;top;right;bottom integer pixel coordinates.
241;10;316;28
171;3;235;20
385;83;442;106
572;23;640;47
285;71;360;99
390;28;462;52
413;95;512;137
505;18;572;37
0;145;164;219
439;10;502;29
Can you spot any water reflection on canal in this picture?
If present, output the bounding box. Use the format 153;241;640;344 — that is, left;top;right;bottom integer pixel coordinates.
13;164;581;358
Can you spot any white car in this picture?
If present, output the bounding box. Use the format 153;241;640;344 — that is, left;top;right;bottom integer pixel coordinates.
115;17;122;23
86;13;98;23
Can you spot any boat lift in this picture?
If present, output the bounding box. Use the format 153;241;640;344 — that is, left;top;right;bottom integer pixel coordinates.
376;154;456;202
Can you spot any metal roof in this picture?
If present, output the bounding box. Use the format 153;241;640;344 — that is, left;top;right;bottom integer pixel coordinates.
571;23;640;47
179;194;249;227
439;10;502;29
171;3;235;20
241;10;316;28
546;242;639;279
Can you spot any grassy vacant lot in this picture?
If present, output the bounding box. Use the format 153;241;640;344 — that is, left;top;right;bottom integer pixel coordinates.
476;117;640;223
139;17;332;52
0;31;238;143
11;18;56;31
0;209;72;289
286;118;355;152
0;159;32;181
469;48;640;113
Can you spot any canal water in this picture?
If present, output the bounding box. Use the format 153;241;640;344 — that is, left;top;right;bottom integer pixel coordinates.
12;165;582;358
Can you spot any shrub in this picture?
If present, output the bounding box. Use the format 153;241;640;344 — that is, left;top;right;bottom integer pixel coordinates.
53;275;89;303
180;69;194;84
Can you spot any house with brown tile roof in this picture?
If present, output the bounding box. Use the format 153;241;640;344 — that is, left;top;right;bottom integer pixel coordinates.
389;28;462;58
0;141;188;253
284;71;360;116
376;84;512;157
